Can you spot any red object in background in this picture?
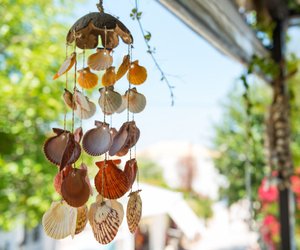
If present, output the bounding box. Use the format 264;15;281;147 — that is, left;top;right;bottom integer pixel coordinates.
261;214;280;250
258;178;278;203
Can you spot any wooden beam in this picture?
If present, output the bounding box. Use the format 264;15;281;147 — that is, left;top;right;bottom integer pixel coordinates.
156;0;269;66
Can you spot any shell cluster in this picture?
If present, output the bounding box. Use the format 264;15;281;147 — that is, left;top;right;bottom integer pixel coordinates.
43;5;145;245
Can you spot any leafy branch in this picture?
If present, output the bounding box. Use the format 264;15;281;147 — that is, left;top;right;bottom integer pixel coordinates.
131;1;175;106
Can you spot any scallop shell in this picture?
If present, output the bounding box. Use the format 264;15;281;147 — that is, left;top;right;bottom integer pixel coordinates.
42;201;77;239
127;60;147;85
53;52;76;80
94;159;130;199
43;128;81;168
63;88;76;109
80;163;93;195
98;86;122;115
127;88;146;113
78;67;98;89
116;55;130;80
89;200;121;244
109;127;118;140
124;159;138;187
61;167;90;207
82;121;112;156
102;66;117;87
75;205;88;234
126;191;142;233
88;48;113;71
53;165;73;195
74;127;83;143
116;94;127;113
109;121;140;156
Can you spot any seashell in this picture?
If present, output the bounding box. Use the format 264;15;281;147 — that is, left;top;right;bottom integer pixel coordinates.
116;94;127;113
102;66;117;87
63;88;76;109
66;12;133;50
53;165;73;195
94;159;130;199
75;205;88;234
124;159;138;187
61;167;90;207
109;127;118;140
77;67;98;89
88;48;113;71
42;200;77;239
98;86;122;115
80;163;93;195
126;190;142;233
43;128;81;169
82;121;112;156
53;52;76;80
109;121;140;156
127;60;147;85
89;200;121;244
74;127;83;143
126;88;146;113
116;55;130;80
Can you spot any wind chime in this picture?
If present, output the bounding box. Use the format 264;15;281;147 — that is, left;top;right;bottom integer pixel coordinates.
42;1;146;244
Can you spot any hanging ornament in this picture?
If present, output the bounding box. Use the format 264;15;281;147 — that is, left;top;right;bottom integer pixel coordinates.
77;67;98;89
127;60;147;85
53;52;76;80
88;48;113;71
126;190;142;234
102;66;117;86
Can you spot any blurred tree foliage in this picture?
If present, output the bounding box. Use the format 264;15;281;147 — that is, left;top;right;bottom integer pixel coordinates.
0;0;74;230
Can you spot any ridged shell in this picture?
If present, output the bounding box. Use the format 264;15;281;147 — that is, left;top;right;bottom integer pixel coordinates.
63;89;76;109
94;159;130;199
109;121;140;156
53;52;76;80
82;121;112;156
127;88;146;113
74;101;96;120
124;159;138;188
116;55;130;80
89;200;121;244
127;60;147;85
78;67;98;89
53;165;72;195
75;205;88;234
42;201;77;239
116;94;127;113
61;167;90;207
126;191;142;233
43;128;81;167
98;87;122;115
102;66;117;87
88;48;113;71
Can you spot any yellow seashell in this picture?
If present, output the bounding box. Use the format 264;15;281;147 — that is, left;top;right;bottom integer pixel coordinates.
102;66;117;87
77;67;98;89
126;190;142;234
75;205;88;235
88;48;113;71
127;60;147;85
116;55;130;80
42;201;77;240
53;52;76;80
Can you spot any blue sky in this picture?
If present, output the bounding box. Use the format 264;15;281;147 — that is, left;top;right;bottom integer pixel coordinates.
75;0;244;149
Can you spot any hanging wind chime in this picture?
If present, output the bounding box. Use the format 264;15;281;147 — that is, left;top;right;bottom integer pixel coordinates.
42;1;146;244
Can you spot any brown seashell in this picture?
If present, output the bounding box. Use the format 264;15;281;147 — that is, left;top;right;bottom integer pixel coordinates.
53;52;76;80
102;66;117;87
80;163;93;195
94;159;130;199
61;167;90;207
109;127;118;140
53;165;73;195
75;205;88;234
126;190;142;233
78;67;98;89
82;121;112;156
89;200;121;244
66;12;133;49
124;159;138;187
116;55;130;80
98;86;122;115
63;88;76;109
42;201;77;239
73;89;96;120
126;88;146;113
88;48;113;71
74;127;83;143
127;60;147;85
43;128;81;168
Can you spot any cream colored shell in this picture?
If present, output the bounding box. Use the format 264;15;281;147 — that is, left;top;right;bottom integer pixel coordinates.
126;191;142;233
98;87;122;115
75;205;88;234
88;49;113;71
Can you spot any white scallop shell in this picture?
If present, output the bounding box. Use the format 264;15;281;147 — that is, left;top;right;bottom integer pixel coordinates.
42;201;77;240
126;191;142;233
98;87;122;115
87;49;113;71
127;88;146;113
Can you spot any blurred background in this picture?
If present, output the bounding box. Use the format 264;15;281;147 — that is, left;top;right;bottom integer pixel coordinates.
1;0;300;249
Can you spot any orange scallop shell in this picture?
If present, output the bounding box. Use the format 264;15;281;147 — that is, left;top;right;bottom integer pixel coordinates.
127;60;147;85
61;167;90;207
94;159;130;199
102;66;117;87
87;48;113;71
53;52;76;80
75;205;88;234
116;55;130;80
78;67;98;89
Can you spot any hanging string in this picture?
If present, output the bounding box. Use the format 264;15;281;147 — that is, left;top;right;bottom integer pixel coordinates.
71;42;77;134
63;44;69;131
